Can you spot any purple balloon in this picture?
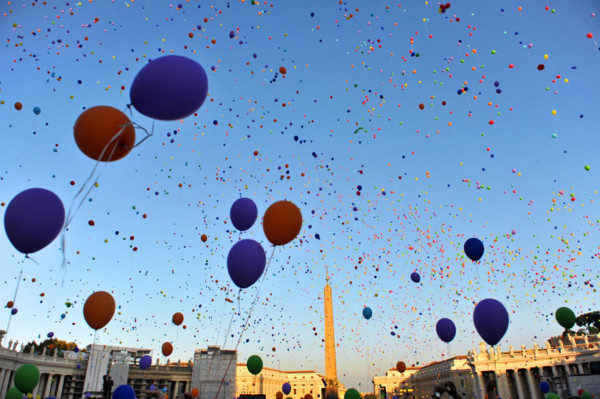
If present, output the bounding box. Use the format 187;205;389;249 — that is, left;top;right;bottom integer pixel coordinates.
410;272;420;283
139;355;152;370
130;55;208;121
282;383;292;395
436;318;456;343
10;308;17;315
4;188;65;254
227;239;266;289
473;298;509;346
230;198;258;231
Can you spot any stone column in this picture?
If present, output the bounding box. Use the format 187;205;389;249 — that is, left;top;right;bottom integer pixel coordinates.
173;381;179;397
496;370;509;399
513;370;525;399
32;373;44;399
1;370;14;394
577;363;584;374
0;369;7;394
44;374;54;398
56;374;65;398
475;372;486;399
525;370;539;399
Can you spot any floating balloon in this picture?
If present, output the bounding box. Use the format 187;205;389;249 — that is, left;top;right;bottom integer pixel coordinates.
172;312;184;326
230;198;258;231
191;388;199;398
73;106;136;162
410;272;420;283
162;342;173;357
473;298;509;346
130;55;208;121
276;392;284;399
345;389;361;399
539;382;550;394
282;383;292;395
362;307;373;320
5;387;24;399
47;332;54;338
139;355;152;370
33;106;41;115
83;291;116;330
262;201;302;246
247;355;263;375
396;361;406;373
546;394;559;399
113;385;135;399
305;395;313;399
14;102;22;111
581;392;592;399
464;237;485;261
555;307;576;330
14;364;40;393
4;188;65;254
436;318;456;343
227;239;266;289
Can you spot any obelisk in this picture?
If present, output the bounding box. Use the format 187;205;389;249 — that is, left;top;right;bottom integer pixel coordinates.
324;266;338;397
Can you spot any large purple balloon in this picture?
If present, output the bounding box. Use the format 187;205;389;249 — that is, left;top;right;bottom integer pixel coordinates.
230;198;258;231
130;55;208;121
473;298;509;346
227;239;266;289
436;318;456;343
4;188;65;254
282;383;292;395
139;355;152;370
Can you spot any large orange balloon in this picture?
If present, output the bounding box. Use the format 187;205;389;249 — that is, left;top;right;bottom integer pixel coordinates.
262;201;302;246
73;106;136;162
191;388;199;398
162;342;173;357
83;291;115;330
172;312;184;326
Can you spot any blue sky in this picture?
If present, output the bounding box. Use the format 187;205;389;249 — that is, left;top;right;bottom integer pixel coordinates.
1;0;600;391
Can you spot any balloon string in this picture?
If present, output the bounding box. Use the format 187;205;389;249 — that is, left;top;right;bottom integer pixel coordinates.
212;245;277;399
4;264;24;345
60;121;151;277
221;289;241;350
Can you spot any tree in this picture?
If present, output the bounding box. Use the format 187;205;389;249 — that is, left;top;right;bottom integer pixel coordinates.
575;311;600;335
22;338;79;356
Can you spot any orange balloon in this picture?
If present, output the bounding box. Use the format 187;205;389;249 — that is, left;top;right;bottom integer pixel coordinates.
162;342;173;357
172;312;184;326
191;388;199;398
262;201;302;246
6;301;13;308
14;102;22;111
73;105;136;162
396;361;406;373
83;291;115;330
276;392;283;399
201;234;208;242
279;66;287;74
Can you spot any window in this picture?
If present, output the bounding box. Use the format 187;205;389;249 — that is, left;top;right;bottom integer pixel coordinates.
459;380;465;388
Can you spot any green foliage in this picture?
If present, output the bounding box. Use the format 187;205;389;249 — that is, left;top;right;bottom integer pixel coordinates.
21;338;78;356
575;311;600;335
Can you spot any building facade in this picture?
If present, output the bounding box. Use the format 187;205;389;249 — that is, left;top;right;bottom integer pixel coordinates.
372;336;600;399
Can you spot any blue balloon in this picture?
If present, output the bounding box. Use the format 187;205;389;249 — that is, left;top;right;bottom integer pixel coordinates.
113;385;135;399
464;237;484;261
33;106;41;115
473;298;509;346
139;355;152;370
410;272;421;283
282;383;292;395
227;239;266;289
47;332;54;338
230;198;258;231
539;382;550;394
362;307;373;320
436;318;456;343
